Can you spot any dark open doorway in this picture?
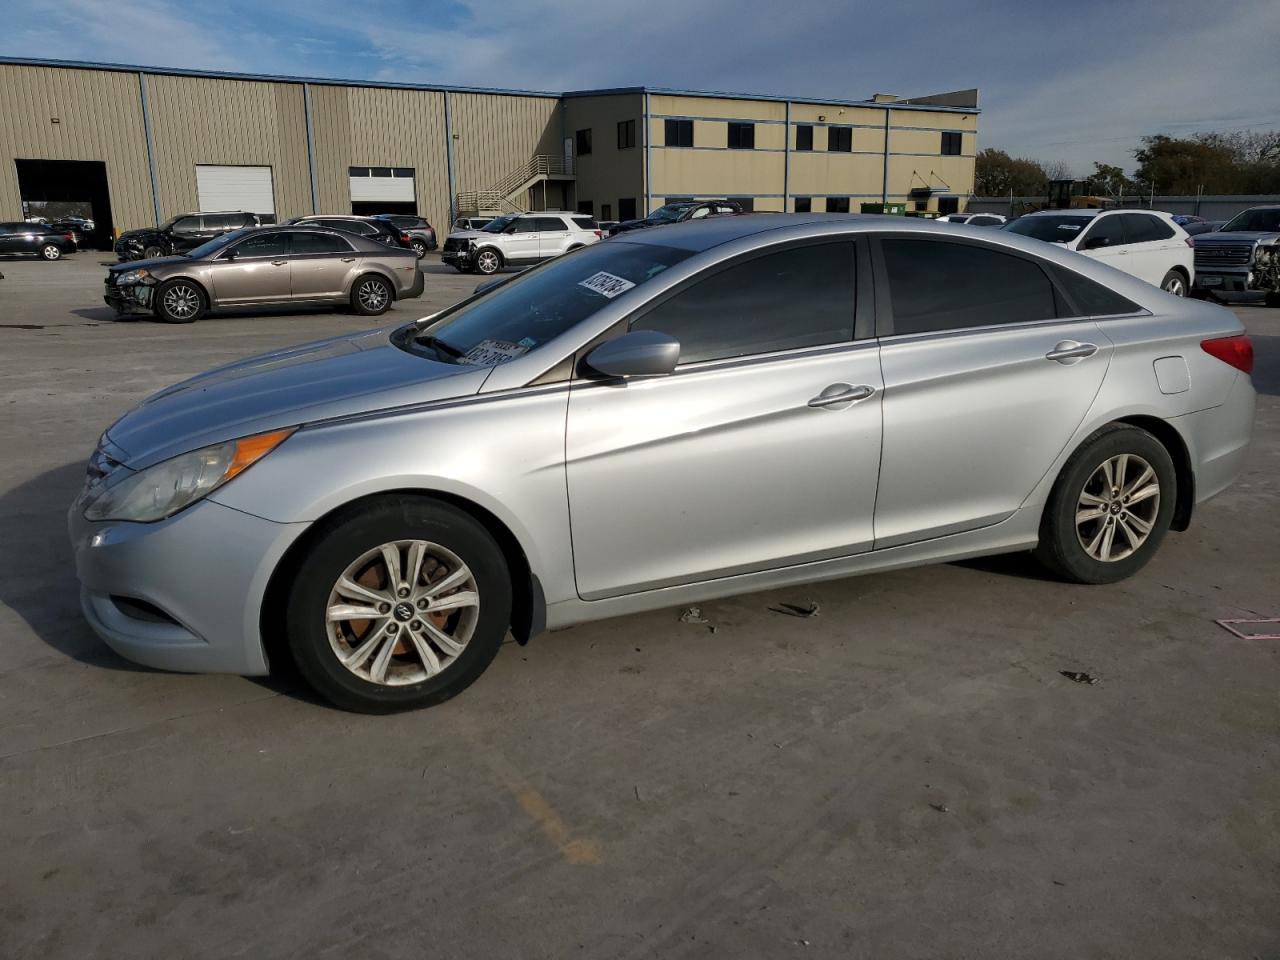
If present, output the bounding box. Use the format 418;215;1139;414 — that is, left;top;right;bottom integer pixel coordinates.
15;159;115;250
350;200;417;216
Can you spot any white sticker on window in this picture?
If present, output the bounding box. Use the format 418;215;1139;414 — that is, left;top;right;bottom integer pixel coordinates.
578;271;636;299
460;339;530;366
1058;224;1082;231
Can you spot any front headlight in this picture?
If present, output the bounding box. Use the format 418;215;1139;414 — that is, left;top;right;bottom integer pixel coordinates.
83;428;295;522
116;268;154;285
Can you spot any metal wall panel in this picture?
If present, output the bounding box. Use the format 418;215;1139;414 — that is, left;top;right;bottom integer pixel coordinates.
0;64;154;229
449;93;561;196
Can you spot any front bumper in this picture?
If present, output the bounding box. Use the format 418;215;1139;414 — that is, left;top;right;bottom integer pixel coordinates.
1192;269;1264;294
441;244;475;268
103;281;155;315
68;497;307;675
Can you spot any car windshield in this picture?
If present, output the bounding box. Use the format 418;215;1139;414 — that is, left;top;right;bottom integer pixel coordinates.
481;215;519;234
1220;208;1280;232
1003;215;1092;243
186;229;250;259
412;241;693;364
648;204;693;223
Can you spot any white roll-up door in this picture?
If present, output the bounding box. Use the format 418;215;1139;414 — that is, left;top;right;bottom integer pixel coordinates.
349;168;416;203
195;165;275;217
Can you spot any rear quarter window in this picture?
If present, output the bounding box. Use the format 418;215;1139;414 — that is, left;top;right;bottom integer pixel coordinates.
572;216;598;230
1052;265;1141;317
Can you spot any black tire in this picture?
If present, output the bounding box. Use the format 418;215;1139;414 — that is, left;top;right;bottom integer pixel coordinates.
1034;424;1177;584
285;497;513;713
1266;292;1280;309
40;244;63;261
154;279;206;323
143;244;165;260
411;239;427;259
351;274;394;316
1160;269;1187;297
474;247;502;275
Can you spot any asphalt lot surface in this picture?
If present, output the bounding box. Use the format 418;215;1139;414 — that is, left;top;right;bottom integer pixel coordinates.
1;250;1278;959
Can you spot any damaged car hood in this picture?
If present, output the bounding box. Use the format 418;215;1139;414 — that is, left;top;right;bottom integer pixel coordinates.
104;325;490;469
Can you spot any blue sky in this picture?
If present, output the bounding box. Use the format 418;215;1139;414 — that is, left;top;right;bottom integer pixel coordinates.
4;0;1278;176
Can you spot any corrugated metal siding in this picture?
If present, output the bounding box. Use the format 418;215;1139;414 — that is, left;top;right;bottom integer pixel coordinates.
0;64;154;228
450;93;561;194
147;75;311;223
310;84;451;236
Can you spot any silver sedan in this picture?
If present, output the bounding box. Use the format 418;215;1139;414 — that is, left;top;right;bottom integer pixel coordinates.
69;215;1256;712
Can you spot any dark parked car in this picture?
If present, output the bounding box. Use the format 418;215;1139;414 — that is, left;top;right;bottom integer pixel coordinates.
1183;220;1226;237
115;211;259;262
371;214;437;257
0;221;78;260
608;199;742;236
103;226;423;323
286;215;414;252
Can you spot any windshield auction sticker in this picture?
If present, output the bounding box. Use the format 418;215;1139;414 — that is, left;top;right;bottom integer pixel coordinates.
460;339;530;366
578;271;636;299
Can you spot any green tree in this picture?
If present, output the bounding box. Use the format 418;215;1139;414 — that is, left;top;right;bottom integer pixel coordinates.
1088;162;1131;197
974;148;1054;197
1132;135;1241;193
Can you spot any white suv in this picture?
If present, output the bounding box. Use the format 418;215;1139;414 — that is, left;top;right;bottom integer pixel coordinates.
1005;209;1194;295
442;212;602;275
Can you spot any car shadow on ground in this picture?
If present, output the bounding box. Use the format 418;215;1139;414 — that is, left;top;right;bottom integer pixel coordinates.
0;461;148;671
1249;334;1279;397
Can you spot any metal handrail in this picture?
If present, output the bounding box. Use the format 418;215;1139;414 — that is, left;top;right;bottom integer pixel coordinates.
456;155;575;213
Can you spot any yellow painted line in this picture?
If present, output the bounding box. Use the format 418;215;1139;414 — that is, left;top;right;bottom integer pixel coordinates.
512;784;600;865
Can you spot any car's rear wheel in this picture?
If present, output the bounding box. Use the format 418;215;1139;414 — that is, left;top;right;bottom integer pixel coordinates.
143;244;165;260
1035;424;1176;584
411;239;427;259
40;244;62;261
285;497;512;713
1160;269;1188;297
475;248;502;275
351;275;393;316
155;279;206;323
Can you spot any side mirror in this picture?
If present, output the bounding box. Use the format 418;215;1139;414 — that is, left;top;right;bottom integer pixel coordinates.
1081;236;1109;250
503;225;518;235
584;330;680;378
221;248;238;261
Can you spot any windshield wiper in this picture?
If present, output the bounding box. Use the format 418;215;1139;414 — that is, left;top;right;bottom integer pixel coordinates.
415;334;464;362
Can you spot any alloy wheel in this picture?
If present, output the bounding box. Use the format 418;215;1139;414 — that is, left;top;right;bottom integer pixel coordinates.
42;245;61;260
1163;275;1186;297
412;241;426;258
477;251;499;274
325;540;480;686
163;284;200;319
1075;453;1160;562
358;279;389;311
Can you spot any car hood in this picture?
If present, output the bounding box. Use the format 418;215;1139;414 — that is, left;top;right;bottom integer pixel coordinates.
116;227;162;241
108;255;190;273
448;230;490;241
1194;231;1279;244
103;325;490;469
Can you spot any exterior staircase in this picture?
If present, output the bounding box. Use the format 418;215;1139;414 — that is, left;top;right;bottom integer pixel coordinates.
456;155;575;217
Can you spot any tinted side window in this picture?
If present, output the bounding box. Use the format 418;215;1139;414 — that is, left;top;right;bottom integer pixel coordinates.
1052;265;1141;317
1121;214;1174;243
511;219;539;234
632;242;856;364
882;239;1057;334
292;231;353;254
232;232;291;257
535;217;568;233
172;216;202;234
1080;216;1123;248
571;216;597;230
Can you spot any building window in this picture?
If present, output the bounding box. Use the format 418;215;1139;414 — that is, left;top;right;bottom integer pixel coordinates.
827;126;853;152
617;119;636;149
728;196;754;212
796;125;813;151
664;119;694;148
619;198;637;220
794;197;812;213
601;203;612;221
575;129;592;156
727;122;755;150
914;200;929;211
577;200;594;215
826;197;851;213
938;196;960;215
941;131;962;156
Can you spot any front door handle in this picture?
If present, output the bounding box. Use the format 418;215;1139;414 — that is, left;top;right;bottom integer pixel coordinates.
341;257;356;262
271;259;288;266
808;383;875;408
1045;340;1099;364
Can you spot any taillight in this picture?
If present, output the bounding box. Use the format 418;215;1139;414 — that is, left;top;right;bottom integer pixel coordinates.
400;232;411;246
1201;335;1253;374
1185;237;1195;247
594;230;603;239
65;232;74;242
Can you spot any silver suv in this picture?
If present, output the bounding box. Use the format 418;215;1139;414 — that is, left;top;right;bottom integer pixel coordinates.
442;212;602;275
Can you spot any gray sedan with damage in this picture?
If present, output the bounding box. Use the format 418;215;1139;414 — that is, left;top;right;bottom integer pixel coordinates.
71;215;1256;712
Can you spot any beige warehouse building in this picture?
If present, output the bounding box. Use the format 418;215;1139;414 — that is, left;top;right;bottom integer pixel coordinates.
0;57;977;246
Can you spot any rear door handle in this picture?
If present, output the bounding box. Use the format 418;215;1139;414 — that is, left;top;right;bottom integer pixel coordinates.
808;383;875;408
341;257;356;262
1045;341;1099;364
271;260;288;266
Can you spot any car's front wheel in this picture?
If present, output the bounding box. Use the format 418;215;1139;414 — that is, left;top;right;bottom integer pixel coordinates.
411;239;427;259
474;248;502;275
351;275;393;316
155;279;206;323
1035;424;1176;584
143;244;165;260
40;244;62;261
1160;269;1188;297
285;497;512;713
